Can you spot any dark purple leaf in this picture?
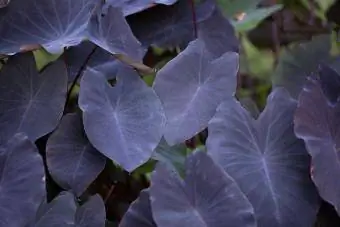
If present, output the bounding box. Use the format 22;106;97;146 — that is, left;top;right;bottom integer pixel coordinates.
150;151;257;227
46;113;106;196
0;0;97;54
0;52;67;145
127;0;215;48
87;5;146;64
0;133;45;227
32;191;76;227
318;64;340;105
79;66;165;172
272;34;332;99
294;69;340;215
119;189;156;227
75;194;106;227
153;39;238;145
207;88;320;227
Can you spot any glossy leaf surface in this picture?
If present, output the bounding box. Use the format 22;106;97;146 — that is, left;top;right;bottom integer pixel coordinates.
207;88;320;227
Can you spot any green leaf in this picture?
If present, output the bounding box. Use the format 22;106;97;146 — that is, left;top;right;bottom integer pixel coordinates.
232;5;283;32
217;0;262;16
33;48;62;71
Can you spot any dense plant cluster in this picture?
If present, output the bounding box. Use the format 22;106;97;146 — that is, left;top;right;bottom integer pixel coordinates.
1;0;340;226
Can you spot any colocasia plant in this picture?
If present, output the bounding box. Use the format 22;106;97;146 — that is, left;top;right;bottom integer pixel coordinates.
0;0;339;226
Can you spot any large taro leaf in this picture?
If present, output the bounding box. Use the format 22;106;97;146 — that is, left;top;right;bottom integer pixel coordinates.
87;5;149;73
127;0;215;48
119;189;156;227
0;0;97;54
294;66;340;214
79;66;165;172
75;194;106;227
0;133;45;227
206;88;320;227
32;192;77;227
272;34;332;99
0;52;67;145
150;151;257;227
153;39;239;145
46;113;106;196
106;0;178;16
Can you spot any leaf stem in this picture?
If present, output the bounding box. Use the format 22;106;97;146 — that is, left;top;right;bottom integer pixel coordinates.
189;0;198;38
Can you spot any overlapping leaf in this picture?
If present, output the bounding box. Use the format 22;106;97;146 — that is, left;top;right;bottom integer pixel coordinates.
65;41;121;81
31;192;105;227
153;39;239;145
75;195;106;227
294;65;340;214
127;0;215;48
79;66;165;172
0;0;97;54
272;34;332;99
87;5;148;72
46;113;106;196
150;151;257;227
0;52;67;145
119;189;156;227
207;88;320;227
0;133;45;227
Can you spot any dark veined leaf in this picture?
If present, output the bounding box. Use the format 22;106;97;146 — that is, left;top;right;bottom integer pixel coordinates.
65;41;121;82
0;0;97;54
119;189;156;227
31;192;106;227
150;151;257;227
294;66;340;214
75;194;106;227
0;52;67;145
79;66;165;172
0;133;45;227
87;5;151;74
318;64;340;104
207;88;320;227
127;0;215;48
197;6;239;57
272;34;332;99
153;39;238;145
106;0;178;16
46;113;106;196
32;192;77;227
152;137;187;176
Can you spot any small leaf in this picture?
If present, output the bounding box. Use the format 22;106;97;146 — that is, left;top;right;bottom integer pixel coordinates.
150;151;257;227
46;113;106;196
79;66;165;172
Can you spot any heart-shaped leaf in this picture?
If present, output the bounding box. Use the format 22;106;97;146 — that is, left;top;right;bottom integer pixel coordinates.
207;88;320;227
294;65;340;215
46;113;106;196
153;39;238;145
0;52;67;145
79;66;165;172
75;194;106;227
150;151;257;227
